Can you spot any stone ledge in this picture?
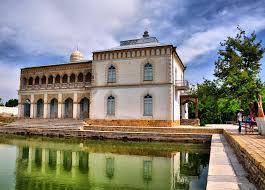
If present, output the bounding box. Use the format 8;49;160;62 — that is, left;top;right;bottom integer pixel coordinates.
224;130;264;189
85;119;181;127
84;125;223;134
0;127;212;143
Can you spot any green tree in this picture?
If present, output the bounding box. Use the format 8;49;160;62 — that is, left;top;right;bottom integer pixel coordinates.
189;80;221;125
5;99;18;107
214;27;265;108
0;98;4;106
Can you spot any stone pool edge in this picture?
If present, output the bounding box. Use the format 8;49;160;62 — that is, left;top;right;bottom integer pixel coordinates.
0;126;212;143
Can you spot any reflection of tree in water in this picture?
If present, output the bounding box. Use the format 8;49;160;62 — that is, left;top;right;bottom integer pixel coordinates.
174;152;209;190
106;157;114;179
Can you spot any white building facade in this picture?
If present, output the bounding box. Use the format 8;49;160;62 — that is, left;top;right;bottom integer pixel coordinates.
18;32;197;126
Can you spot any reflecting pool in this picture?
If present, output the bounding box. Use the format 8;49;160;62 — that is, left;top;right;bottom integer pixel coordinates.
0;135;210;190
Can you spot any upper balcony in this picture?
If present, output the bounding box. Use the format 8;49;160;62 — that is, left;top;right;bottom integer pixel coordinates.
175;80;189;90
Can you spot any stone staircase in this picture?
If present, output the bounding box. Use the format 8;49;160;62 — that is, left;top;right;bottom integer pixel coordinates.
5;119;84;129
83;125;223;134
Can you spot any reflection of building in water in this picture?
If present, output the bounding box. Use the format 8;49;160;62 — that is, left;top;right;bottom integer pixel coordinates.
14;141;208;190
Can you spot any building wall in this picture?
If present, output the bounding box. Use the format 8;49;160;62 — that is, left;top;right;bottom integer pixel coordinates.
90;86;171;120
93;54;171;86
172;54;185;121
17;45;186;125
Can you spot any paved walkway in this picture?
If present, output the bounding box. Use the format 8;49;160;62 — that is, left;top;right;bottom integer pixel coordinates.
207;134;256;190
224;127;265;189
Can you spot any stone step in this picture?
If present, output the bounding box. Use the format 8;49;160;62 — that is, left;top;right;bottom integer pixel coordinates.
84;125;222;134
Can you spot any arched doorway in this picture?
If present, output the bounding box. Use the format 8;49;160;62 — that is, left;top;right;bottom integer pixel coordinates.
80;98;89;119
50;98;58;118
36;99;44;118
24;99;31;117
64;98;73;118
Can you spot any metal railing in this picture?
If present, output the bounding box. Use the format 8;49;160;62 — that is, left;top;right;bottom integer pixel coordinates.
175;80;189;89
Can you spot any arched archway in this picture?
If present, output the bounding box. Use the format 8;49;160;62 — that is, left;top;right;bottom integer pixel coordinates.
85;72;91;83
70;73;75;83
24;99;31;117
62;74;68;83
41;76;46;84
78;73;83;82
50;98;58;118
35;76;40;85
36;99;44;118
22;78;27;88
64;98;73;118
80;98;89;119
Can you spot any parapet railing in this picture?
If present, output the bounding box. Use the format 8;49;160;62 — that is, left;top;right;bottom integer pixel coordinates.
175;80;189;89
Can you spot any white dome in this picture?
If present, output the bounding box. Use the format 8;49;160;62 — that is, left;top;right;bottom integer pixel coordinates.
70;50;84;62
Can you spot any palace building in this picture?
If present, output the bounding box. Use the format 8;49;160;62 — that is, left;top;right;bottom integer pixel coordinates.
18;31;198;126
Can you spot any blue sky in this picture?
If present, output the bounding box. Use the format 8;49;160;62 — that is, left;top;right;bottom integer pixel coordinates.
0;0;265;102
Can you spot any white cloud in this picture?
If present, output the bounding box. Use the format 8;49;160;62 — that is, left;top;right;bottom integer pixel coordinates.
178;16;265;64
0;0;141;59
0;61;20;102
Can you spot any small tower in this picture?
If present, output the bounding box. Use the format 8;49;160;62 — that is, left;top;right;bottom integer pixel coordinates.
143;31;149;38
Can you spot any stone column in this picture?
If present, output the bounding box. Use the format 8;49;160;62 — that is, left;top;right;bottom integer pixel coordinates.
43;93;48;118
41;148;48;174
171;152;180;189
72;152;79;167
56;150;61;175
72;152;79;178
58;93;62;118
181;103;188;119
73;93;78;119
30;94;35;118
18;95;22;118
16;147;23;160
28;147;34;173
185;103;189;119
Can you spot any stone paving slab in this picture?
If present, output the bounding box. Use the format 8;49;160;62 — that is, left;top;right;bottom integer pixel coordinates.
207;134;256;190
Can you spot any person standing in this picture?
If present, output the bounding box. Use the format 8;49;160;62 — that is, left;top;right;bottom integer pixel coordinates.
237;110;243;133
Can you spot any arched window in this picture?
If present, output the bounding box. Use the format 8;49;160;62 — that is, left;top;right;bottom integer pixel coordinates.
35;76;40;85
78;73;83;82
85;72;91;83
28;77;33;85
107;96;115;115
70;74;75;83
41;76;46;84
144;63;153;81
108;65;116;83
144;95;153;116
62;74;68;83
55;75;60;83
22;78;27;87
48;75;53;84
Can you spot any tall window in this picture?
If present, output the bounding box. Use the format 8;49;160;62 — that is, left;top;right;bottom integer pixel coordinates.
108;65;116;83
144;95;153;116
107;96;115;115
144;63;153;81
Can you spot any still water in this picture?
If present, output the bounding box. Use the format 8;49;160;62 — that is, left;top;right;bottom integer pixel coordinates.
0;135;210;190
